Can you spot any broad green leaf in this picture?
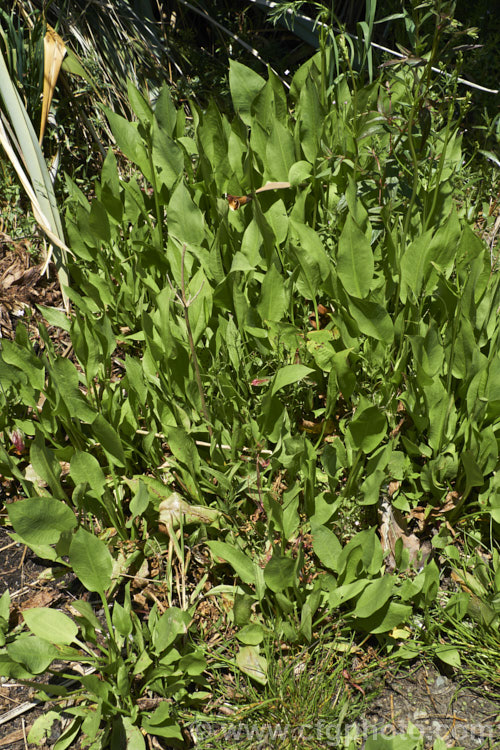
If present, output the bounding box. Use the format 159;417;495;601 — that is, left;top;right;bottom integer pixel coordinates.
352;576;394;617
311;525;342;572
70;451;106;493
0;590;10;629
422;559;439;604
289;160;312;186
69;527;113;593
207;541;256;585
457;222;485;269
152;607;191;653
71;600;102;632
50;358;97;422
290;52;322;99
424;378;451;452
400;229;433;302
104;106;152;180
411;324;445;378
7;496;76;545
462;450;484;495
348;406;387;453
297;73;324;161
165;426;200;475
365;729;419;749
125;355;147;403
236;624;265;645
23;608;78;645
140;717;183;742
132;649;153;676
179;652;206;675
233;594;254;627
240;218;264;267
345;177;370;234
329;579;369;608
123;475;147;517
435;645;461;667
266;121;295;181
142;702;171;726
117;717;146;750
112;601;132;638
0;341;45;391
154;83;177;135
168;181;205;245
187;267;213;346
249;120;271;165
230;252;256;274
337;214;374;298
353;602;412;634
52;717;87;750
29;434;64;499
336;527;383;580
268;69;288;123
100;147;121;216
451;316;479;380
307;331;336;371
257;264;287;322
236;645;267;685
271;364;315;395
89;199;110;243
27;712;60;746
265;199;289;244
290;220;331;287
424;208;461;286
7;635;57;674
264;554;296;592
229;60;266;125
127;79;152;123
91;414;126;468
152;120;183;190
251;73;278;131
348;297;394;343
38;305;71;332
197;100;231;188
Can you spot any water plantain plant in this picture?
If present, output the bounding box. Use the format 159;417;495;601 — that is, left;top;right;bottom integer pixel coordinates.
0;26;499;749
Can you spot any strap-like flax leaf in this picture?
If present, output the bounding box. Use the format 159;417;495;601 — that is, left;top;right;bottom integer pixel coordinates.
0;48;70;311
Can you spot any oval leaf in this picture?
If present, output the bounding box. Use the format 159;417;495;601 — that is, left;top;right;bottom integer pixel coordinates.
352;576;394;618
69;527;113;593
236;645;268;685
8;496;76;546
348;406;387;453
271;364;315;396
264;555;296;592
207;541;256;586
337;214;374;298
311;525;342;572
23;608;78;645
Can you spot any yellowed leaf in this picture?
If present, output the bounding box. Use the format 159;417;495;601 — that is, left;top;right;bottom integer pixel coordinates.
40;26;66;145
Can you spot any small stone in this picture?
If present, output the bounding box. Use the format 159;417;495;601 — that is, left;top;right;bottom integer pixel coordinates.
434;675;448;689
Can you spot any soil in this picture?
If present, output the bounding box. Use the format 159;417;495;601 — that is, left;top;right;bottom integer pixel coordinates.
361;665;499;748
0;527;68;750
